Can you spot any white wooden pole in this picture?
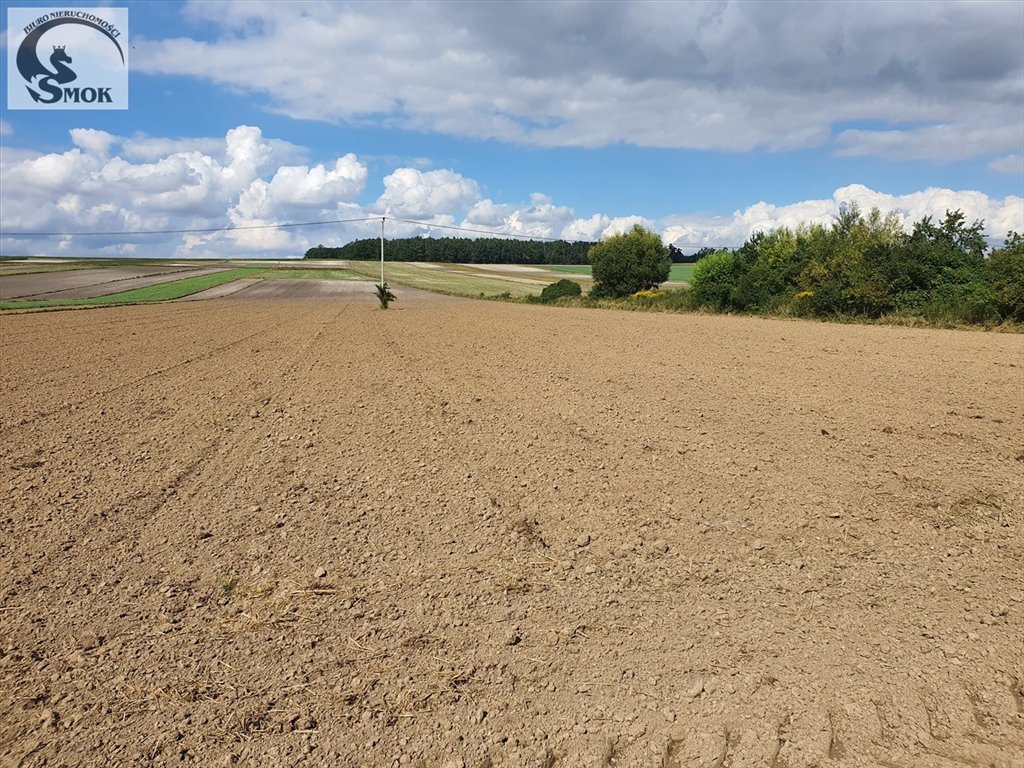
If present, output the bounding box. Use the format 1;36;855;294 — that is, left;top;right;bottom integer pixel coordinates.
380;217;385;285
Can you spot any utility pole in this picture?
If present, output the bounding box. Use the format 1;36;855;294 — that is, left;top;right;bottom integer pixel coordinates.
380;217;385;285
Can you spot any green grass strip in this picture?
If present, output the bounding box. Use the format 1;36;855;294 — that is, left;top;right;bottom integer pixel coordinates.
0;268;261;310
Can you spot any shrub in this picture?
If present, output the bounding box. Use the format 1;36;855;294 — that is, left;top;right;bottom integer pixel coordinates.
649;288;694;311
374;282;396;309
987;233;1024;322
539;279;582;303
620;287;695;312
588;225;671;298
689;250;740;310
625;288;662;309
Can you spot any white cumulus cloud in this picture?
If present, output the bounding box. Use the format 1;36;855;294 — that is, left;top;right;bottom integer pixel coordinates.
373;168;481;219
1;124;1021;259
69;129;118;156
0;125;369;258
459;193;577;239
234;155;368;220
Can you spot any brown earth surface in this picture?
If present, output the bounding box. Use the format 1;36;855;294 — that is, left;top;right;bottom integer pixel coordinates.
224;280;377;302
1;292;1023;768
179;280;437;304
176;279;266;302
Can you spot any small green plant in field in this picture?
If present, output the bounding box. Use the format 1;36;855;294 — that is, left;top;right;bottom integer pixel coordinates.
540;278;582;303
220;576;239;596
375;282;397;309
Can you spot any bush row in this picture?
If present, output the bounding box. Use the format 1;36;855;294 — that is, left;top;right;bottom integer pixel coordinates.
686;207;1023;325
528;208;1021;328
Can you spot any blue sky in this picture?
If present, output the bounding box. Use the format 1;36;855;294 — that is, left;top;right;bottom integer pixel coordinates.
1;0;1022;258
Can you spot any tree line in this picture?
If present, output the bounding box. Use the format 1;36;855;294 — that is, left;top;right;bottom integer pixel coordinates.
307;237;706;264
305;236;594;264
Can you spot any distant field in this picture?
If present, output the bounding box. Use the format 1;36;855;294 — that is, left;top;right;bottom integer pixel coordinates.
0;257;222;270
0;268;259;309
543;263;695;282
344;261;690;297
0;262;93;276
0;265;367;310
344;261;542;297
1;258;689;309
247;268;366;281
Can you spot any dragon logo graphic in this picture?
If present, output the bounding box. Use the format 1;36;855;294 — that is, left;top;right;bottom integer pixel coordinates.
15;15;125;105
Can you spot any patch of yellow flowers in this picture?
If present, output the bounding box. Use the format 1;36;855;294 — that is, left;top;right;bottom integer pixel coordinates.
631;289;662;299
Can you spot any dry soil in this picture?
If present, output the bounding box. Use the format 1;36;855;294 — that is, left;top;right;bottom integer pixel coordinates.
1;292;1022;768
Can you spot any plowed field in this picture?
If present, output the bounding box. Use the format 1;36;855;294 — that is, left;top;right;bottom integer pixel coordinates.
2;293;1022;768
0;267;225;301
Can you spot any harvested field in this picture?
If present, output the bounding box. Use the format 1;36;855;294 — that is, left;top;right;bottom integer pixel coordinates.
178;278;265;302
0;263;90;278
181;280;438;304
344;262;546;298
1;292;1022;768
223;279;375;301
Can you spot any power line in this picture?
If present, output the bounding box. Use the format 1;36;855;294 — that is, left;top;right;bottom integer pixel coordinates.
1;214;573;244
0;212;742;250
2;214;567;242
0;215;382;238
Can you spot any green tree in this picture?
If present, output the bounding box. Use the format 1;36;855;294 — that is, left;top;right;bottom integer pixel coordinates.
732;226;802;310
986;232;1024;322
799;207;902;317
689;250;740;310
588;225;671;298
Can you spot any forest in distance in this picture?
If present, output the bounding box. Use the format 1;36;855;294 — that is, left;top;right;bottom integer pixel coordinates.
305;237;709;264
